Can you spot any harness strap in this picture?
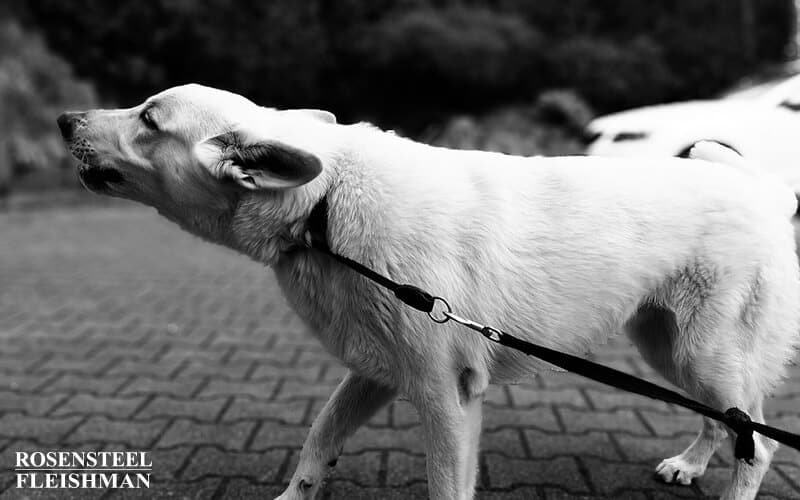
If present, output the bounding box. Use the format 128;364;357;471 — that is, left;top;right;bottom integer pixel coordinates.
305;196;800;462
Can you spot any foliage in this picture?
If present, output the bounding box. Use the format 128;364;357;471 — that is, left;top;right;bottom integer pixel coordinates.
427;92;593;157
17;0;794;129
345;6;546;122
19;0;329;107
0;0;794;195
547;36;678;112
533;90;595;136
498;0;794;103
0;19;97;192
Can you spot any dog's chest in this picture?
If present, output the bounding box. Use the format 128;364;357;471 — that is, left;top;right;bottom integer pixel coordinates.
273;255;408;385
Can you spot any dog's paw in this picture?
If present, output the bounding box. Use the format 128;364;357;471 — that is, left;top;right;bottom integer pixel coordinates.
655;455;706;485
274;476;323;500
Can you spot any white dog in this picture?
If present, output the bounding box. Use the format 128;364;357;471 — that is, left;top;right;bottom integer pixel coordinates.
58;84;800;500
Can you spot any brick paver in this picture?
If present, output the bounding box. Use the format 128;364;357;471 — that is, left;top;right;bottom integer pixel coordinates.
1;199;799;499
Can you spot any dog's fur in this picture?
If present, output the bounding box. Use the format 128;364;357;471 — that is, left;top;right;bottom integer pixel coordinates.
59;84;800;500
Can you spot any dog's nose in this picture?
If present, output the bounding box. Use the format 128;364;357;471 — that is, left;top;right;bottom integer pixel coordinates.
57;112;86;140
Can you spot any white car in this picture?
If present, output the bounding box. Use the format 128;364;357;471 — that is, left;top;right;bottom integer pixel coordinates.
586;74;800;195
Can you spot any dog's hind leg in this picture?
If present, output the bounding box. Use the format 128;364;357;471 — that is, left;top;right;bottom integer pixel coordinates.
654;382;776;497
720;399;777;500
654;378;777;500
629;264;792;500
626;304;732;487
651;355;774;498
276;371;396;500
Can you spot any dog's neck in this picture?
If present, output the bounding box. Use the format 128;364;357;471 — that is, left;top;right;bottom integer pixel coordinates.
225;126;406;378
229;123;400;267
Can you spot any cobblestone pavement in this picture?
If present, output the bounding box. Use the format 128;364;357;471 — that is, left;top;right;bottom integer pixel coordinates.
0;200;798;500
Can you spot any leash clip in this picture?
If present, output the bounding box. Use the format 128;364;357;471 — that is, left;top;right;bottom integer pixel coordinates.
481;325;502;342
427;297;452;323
440;311;502;343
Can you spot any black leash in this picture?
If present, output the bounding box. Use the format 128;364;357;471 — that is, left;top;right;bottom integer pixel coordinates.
306;197;800;463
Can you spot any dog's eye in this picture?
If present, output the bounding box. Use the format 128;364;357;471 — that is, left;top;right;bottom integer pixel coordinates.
140;109;158;130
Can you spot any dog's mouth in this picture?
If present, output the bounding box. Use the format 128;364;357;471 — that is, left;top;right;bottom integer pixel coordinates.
64;138;125;192
77;163;125;192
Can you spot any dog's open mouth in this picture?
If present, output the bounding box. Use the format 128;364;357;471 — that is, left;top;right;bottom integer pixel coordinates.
77;164;125;191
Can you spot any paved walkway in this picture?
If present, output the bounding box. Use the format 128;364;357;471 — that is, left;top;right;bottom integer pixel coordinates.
0;200;798;499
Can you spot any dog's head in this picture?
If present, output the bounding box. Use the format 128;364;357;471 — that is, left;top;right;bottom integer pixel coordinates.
57;83;334;241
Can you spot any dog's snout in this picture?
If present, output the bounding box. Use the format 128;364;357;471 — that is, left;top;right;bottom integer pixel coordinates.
57;112;86;140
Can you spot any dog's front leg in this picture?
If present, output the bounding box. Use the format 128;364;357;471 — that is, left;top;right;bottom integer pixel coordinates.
276;371;396;500
411;368;486;500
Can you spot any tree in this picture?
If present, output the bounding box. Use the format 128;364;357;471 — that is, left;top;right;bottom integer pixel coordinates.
792;0;800;58
740;0;756;63
16;0;797;127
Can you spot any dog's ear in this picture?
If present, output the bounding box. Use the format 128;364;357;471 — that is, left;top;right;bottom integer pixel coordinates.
194;130;322;190
285;109;336;124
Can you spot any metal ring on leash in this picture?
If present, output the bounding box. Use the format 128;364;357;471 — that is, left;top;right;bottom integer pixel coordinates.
427;296;452;323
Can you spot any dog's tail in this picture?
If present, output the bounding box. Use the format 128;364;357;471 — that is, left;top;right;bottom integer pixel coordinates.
689;141;798;217
688;141;752;172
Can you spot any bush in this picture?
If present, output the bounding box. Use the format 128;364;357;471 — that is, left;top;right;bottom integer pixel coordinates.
547;36;678;112
426;93;593;157
18;0;796;129
0;19;98;193
346;6;546;121
534;90;595;135
23;0;330;108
